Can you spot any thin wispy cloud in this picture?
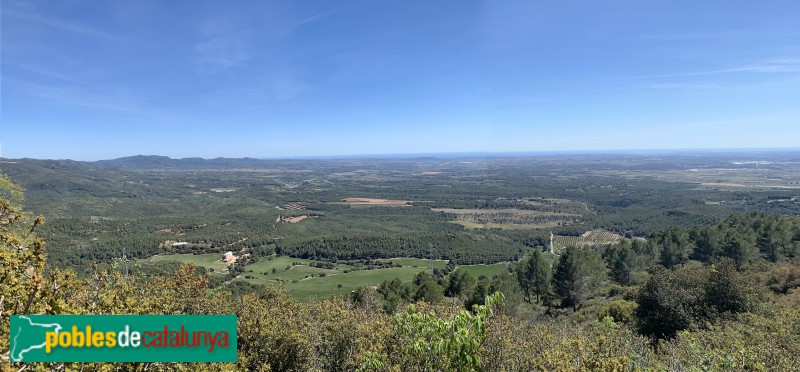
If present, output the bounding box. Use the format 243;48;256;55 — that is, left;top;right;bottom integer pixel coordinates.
634;29;797;42
9;63;92;86
603;57;800;82
635;31;743;41
726;58;800;73
9;77;190;125
265;72;309;101
191;16;265;69
649;82;718;90
191;12;330;69
645;113;800;134
293;12;331;28
189;69;310;106
12;80;138;112
194;37;250;67
3;8;123;42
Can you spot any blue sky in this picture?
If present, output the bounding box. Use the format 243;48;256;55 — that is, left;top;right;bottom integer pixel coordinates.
1;0;798;160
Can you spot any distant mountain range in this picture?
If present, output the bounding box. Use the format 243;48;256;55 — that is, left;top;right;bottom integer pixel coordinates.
93;155;271;169
3;150;800;173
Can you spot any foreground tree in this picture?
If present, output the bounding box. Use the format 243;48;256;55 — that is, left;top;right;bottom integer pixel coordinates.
517;250;551;303
690;225;722;263
721;229;758;269
603;241;636;285
446;268;476;300
378;278;413;313
0;175;47;315
636;260;761;339
635;266;708;338
552;248;606;311
653;227;692;269
1;175;49;362
487;272;524;312
379;292;504;371
413;271;444;303
704;258;760;315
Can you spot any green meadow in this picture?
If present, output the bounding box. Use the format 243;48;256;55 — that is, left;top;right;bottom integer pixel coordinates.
148;253;513;300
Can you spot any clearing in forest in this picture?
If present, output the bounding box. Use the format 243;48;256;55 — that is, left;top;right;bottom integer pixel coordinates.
275;215;315;224
141;253;519;301
210;188;236;192
553;230;624;248
146;253;231;273
343;197;413;206
433;208;580;229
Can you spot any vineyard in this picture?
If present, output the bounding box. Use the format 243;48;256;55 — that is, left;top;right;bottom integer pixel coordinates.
433;208;581;229
553;230;624;248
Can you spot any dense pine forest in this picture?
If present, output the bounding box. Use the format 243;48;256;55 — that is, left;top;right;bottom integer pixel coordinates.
3;153;800;370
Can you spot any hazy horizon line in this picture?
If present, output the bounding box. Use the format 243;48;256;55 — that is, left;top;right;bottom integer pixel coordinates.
2;147;800;162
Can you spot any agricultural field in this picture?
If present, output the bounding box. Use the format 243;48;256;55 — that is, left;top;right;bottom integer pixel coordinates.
378;257;448;269
145;252;511;300
458;263;511;279
552;230;624;249
242;265;340;283
275;215;316;224
146;253;230;274
276;261;516;300
279;267;427;300
590;163;800;191
242;259;504;300
342;198;414;206
433;208;581;229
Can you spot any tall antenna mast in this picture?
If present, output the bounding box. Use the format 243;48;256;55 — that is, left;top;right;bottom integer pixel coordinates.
549;232;554;254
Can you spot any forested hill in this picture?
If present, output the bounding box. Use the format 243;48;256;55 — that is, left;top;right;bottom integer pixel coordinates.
93;155;286;169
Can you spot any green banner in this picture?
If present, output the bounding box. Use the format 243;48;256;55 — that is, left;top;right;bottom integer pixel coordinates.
9;315;237;362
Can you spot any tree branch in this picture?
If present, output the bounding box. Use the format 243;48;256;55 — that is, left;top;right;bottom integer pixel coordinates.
21;288;37;315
